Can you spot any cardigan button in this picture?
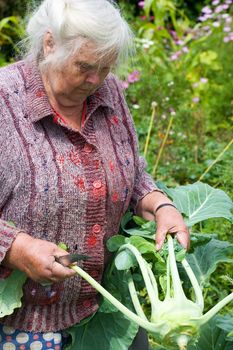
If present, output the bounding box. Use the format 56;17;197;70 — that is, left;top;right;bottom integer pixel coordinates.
83;299;92;308
87;235;97;246
92;224;102;234
90;270;99;276
93;180;102;189
83;144;93;153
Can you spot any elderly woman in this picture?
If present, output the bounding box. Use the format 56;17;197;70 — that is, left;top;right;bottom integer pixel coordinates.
0;0;189;349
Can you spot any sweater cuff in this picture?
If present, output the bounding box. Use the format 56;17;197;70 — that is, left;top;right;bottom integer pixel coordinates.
0;220;21;263
130;172;165;211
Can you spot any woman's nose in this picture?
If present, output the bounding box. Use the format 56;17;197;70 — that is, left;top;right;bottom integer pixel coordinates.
85;71;102;85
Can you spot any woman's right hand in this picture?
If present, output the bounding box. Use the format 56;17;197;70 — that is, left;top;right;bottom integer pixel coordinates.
2;232;76;284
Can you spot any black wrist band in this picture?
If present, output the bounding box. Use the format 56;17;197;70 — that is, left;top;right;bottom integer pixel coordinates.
154;203;176;214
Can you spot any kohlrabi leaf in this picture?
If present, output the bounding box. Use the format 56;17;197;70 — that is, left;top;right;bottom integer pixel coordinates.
65;311;138;350
128;236;156;254
216;315;233;341
132;215;147;226
186;238;233;286
189;233;216;252
115;250;137;270
106;235;126;252
120;211;133;230
122;226;155;239
167;182;233;226
0;269;27;317
98;293;121;313
189;315;233;350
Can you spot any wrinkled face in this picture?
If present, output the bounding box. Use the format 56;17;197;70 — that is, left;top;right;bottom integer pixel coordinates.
42;37;116;107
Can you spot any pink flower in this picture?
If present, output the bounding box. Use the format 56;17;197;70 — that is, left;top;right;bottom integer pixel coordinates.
225;17;232;24
224;26;231;32
192;97;200;103
212;0;220;5
170;50;183;61
200;78;208;84
223;36;230;42
182;46;189;53
224;34;233;42
127;70;141;83
202;6;212;14
215;5;228;13
138;1;145;8
198;15;208;22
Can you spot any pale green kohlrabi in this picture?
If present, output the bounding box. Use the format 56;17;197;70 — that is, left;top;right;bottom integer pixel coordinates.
71;182;233;349
71;234;233;350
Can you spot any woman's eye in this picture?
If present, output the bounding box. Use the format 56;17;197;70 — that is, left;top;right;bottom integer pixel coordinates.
76;63;90;72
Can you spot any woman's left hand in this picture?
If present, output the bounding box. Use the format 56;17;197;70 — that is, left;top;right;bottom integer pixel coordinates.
154;205;189;250
136;191;190;251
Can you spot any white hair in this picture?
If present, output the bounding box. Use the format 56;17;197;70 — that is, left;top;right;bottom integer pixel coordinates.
22;0;134;67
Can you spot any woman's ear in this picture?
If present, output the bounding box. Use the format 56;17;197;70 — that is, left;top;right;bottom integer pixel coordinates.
43;31;55;58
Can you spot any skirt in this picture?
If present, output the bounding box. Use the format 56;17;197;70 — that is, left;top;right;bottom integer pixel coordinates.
0;324;69;350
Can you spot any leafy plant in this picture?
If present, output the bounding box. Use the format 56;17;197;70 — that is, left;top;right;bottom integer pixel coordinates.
0;269;27;317
120;0;233;201
0;15;25;66
0;181;232;350
65;182;233;350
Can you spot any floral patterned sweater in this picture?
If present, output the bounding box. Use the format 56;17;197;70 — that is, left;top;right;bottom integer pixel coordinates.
0;60;159;332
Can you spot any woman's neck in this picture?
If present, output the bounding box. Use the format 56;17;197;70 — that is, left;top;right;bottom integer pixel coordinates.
42;72;85;130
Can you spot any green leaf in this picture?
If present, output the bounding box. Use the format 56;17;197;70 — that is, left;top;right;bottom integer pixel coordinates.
115;250;137;270
133;215;147;226
167;182;233;226
98;295;121;313
144;0;154;17
128;236;156;255
65;311;138;350
58;242;69;251
186;238;233;286
0;270;27;317
199;50;218;65
189;315;233;349
141;220;156;231
107;235;126;252
216;315;233;341
7;220;16;227
120;211;133;231
123;227;155;239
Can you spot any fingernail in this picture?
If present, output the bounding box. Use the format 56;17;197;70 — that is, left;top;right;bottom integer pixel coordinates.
156;243;160;251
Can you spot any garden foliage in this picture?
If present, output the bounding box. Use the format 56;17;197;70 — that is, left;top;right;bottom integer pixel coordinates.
120;0;233;198
1;182;232;350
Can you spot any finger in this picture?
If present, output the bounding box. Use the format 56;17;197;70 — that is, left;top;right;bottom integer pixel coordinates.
155;230;167;251
52;261;77;279
175;231;190;250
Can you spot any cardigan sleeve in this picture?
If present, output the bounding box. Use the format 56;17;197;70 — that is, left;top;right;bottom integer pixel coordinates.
0;89;24;277
108;75;164;210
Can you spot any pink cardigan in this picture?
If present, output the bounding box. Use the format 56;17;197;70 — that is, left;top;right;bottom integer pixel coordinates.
0;60;158;331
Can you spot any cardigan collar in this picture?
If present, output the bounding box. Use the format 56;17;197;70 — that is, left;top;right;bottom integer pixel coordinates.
21;60;115;123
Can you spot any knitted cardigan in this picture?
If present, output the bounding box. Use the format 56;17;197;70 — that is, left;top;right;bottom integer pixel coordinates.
0;60;159;332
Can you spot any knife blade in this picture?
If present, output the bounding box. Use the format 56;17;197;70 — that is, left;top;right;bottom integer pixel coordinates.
55;253;91;266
